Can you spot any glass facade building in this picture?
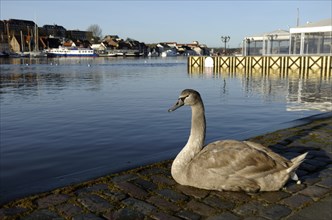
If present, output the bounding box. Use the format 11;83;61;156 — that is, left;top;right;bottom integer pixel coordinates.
243;18;332;56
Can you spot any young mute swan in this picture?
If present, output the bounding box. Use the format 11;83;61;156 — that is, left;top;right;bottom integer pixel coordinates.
168;89;308;192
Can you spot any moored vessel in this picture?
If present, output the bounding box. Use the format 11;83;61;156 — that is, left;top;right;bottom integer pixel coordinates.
46;46;98;57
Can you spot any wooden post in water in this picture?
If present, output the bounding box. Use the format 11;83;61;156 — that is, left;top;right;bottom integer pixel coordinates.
188;55;331;78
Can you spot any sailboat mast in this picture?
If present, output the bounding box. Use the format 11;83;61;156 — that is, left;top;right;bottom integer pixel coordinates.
6;22;11;52
20;30;24;52
34;21;38;51
27;26;31;52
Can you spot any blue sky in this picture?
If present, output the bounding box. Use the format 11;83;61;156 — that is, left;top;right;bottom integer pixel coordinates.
1;0;331;47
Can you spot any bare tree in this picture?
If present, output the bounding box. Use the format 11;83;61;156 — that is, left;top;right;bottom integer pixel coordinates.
87;24;103;42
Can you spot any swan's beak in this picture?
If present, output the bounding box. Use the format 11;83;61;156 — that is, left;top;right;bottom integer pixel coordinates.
168;98;184;112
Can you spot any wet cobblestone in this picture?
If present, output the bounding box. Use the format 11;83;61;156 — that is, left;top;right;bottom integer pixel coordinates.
36;194;69;209
280;194;313;208
1;115;331;219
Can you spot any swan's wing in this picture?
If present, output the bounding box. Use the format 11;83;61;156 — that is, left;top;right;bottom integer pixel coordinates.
243;141;290;165
189;140;290;179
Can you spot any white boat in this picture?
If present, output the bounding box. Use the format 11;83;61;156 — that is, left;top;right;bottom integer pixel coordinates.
161;49;178;57
46;46;98;57
116;52;125;57
148;51;159;57
23;51;46;57
98;51;117;57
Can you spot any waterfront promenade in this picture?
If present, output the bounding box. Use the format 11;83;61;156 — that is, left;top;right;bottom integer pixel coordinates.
1;113;331;220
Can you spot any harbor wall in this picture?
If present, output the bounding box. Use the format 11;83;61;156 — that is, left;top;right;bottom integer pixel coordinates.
188;55;332;77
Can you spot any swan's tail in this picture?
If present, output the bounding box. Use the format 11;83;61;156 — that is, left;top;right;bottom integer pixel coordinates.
287;152;308;173
286;152;308;183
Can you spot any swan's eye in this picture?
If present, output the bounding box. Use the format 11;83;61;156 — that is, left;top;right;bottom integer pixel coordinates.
180;95;189;102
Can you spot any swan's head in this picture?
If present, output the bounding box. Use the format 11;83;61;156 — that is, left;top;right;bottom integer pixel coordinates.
168;89;202;112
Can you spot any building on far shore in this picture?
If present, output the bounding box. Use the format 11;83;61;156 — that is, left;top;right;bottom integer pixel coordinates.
0;19;38;53
0;18;210;56
40;24;66;39
289;18;332;55
66;30;93;42
243;29;289;56
0;19;95;53
242;18;332;56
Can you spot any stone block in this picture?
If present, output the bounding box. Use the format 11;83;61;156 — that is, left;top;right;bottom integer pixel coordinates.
302;174;321;185
104;207;145;220
176;210;201;220
132;178;158;191
305;158;328;168
259;204;291;219
286;195;332;220
20;209;63;220
299;185;330;200
206;212;241;220
150;210;182;220
318;168;332;178
300;162;319;172
175;184;209;199
243;217;268;220
77;194;113;213
114;181;149;199
103;190;127;202
233;201;266;217
203;195;235;210
0;207;28;218
187;200;217;216
36;194;69;209
212;191;252;204
150;175;177;186
56;203;84;217
317;176;332;188
72;213;104;220
122;197;156;215
281;194;313;208
256;191;290;203
147;195;181;212
307;150;329;158
156;189;188;202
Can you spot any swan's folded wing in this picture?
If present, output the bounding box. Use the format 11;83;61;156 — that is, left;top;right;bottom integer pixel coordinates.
189;140;290;179
243;141;290;166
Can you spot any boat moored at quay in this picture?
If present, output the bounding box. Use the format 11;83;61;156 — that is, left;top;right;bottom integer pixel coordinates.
46;46;98;57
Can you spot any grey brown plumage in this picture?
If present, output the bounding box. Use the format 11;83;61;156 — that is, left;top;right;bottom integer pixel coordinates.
169;89;308;192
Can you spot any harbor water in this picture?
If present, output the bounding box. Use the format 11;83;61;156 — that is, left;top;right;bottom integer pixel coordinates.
0;57;331;204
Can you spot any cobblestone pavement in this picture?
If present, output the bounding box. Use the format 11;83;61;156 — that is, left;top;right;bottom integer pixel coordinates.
1;115;331;220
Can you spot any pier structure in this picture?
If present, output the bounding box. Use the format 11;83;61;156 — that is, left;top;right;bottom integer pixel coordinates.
188;55;332;78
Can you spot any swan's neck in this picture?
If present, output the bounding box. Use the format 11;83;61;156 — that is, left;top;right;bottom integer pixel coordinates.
172;102;206;182
187;103;206;149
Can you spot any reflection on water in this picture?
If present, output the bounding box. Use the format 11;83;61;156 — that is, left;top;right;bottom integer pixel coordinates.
190;67;331;112
286;78;332;111
0;57;331;204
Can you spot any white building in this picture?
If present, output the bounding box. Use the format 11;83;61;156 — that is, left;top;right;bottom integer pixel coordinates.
91;42;107;51
243;18;332;56
289;18;332;55
243;29;290;56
